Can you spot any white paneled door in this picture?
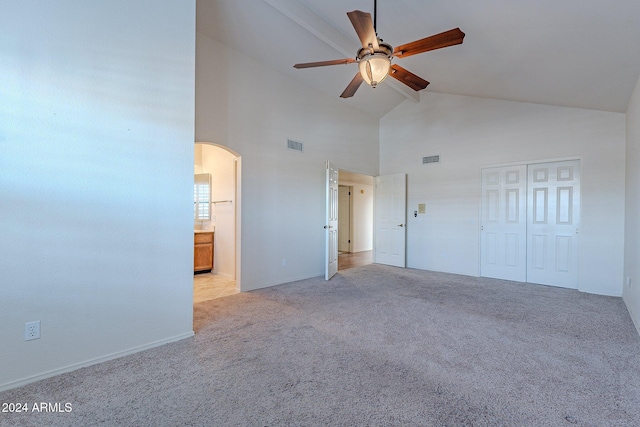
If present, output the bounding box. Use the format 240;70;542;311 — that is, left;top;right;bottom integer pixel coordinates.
375;173;407;267
480;165;527;282
480;160;580;289
527;160;580;289
325;161;339;280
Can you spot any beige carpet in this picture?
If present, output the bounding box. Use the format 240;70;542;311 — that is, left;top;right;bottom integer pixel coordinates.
2;264;640;426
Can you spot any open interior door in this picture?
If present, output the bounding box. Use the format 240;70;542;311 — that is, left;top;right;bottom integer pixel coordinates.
325;161;339;280
374;173;407;267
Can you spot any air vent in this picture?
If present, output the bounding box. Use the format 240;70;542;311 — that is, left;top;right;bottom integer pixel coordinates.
422;155;440;164
287;139;304;153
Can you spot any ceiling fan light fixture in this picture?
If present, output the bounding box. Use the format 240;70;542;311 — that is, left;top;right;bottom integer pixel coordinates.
292;7;464;99
358;53;391;88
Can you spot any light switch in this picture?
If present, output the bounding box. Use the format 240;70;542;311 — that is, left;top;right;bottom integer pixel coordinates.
418;203;426;214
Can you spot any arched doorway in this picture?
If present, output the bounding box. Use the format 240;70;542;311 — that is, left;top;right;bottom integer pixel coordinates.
193;142;242;303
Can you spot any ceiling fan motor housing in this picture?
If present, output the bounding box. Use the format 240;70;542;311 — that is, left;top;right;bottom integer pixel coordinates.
357;41;393;87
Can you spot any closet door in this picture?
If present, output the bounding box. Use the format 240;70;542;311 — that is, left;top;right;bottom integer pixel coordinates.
480;165;527;282
527;160;580;289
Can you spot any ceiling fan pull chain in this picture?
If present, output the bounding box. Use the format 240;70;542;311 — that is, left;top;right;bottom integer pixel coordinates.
373;0;377;33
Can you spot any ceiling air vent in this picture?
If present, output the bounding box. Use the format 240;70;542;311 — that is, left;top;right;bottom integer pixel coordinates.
287;139;304;153
422;155;440;164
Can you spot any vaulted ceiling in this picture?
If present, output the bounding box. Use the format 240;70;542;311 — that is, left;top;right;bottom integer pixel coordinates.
197;0;640;119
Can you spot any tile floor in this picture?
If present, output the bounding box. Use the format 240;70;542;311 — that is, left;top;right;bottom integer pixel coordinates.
193;250;371;304
193;272;238;304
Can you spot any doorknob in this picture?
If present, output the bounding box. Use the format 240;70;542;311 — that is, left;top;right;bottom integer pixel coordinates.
324;225;333;229
398;224;404;227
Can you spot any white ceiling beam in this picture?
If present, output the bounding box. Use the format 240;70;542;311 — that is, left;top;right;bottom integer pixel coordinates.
264;0;419;103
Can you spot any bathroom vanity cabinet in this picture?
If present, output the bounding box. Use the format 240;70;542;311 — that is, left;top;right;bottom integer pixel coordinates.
194;231;214;272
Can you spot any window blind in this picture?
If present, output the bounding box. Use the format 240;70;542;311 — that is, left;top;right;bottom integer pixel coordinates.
194;173;211;220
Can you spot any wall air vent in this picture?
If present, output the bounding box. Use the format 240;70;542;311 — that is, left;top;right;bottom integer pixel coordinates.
287;139;304;153
422;155;440;164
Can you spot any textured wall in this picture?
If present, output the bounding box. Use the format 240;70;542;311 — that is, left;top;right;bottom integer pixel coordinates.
0;1;196;390
624;74;640;333
195;35;380;291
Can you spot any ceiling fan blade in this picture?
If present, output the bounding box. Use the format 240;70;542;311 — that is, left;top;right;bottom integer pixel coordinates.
347;10;379;51
389;64;429;91
393;28;465;59
294;58;356;69
340;73;364;98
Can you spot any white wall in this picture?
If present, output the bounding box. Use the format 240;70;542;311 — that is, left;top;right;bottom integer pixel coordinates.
195;34;379;291
381;92;626;296
624;74;640;333
198;144;236;278
0;1;196;390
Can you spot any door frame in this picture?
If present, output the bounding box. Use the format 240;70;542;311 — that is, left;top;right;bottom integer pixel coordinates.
326;164;377;275
338;185;352;253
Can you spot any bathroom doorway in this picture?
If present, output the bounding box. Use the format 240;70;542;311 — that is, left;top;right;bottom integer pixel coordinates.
193;143;241;303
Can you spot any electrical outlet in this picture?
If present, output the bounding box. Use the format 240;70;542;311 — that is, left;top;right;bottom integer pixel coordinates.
282;258;287;267
627;276;632;287
25;321;40;341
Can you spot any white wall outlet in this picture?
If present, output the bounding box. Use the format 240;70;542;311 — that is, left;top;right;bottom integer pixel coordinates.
282;258;287;267
627;276;632;287
25;321;41;341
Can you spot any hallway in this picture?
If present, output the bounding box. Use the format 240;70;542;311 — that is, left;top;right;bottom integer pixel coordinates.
338;250;372;271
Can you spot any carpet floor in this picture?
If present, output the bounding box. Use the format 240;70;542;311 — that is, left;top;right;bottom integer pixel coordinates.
2;264;639;426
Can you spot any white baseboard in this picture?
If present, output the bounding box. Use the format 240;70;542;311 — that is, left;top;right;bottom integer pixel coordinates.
243;273;324;292
0;331;194;393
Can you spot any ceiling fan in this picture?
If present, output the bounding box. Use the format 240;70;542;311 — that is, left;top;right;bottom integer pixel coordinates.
293;0;465;98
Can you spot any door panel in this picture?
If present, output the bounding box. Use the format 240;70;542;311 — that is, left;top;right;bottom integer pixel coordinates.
375;173;406;267
526;160;580;289
325;161;338;280
480;165;527;281
505;233;519;266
